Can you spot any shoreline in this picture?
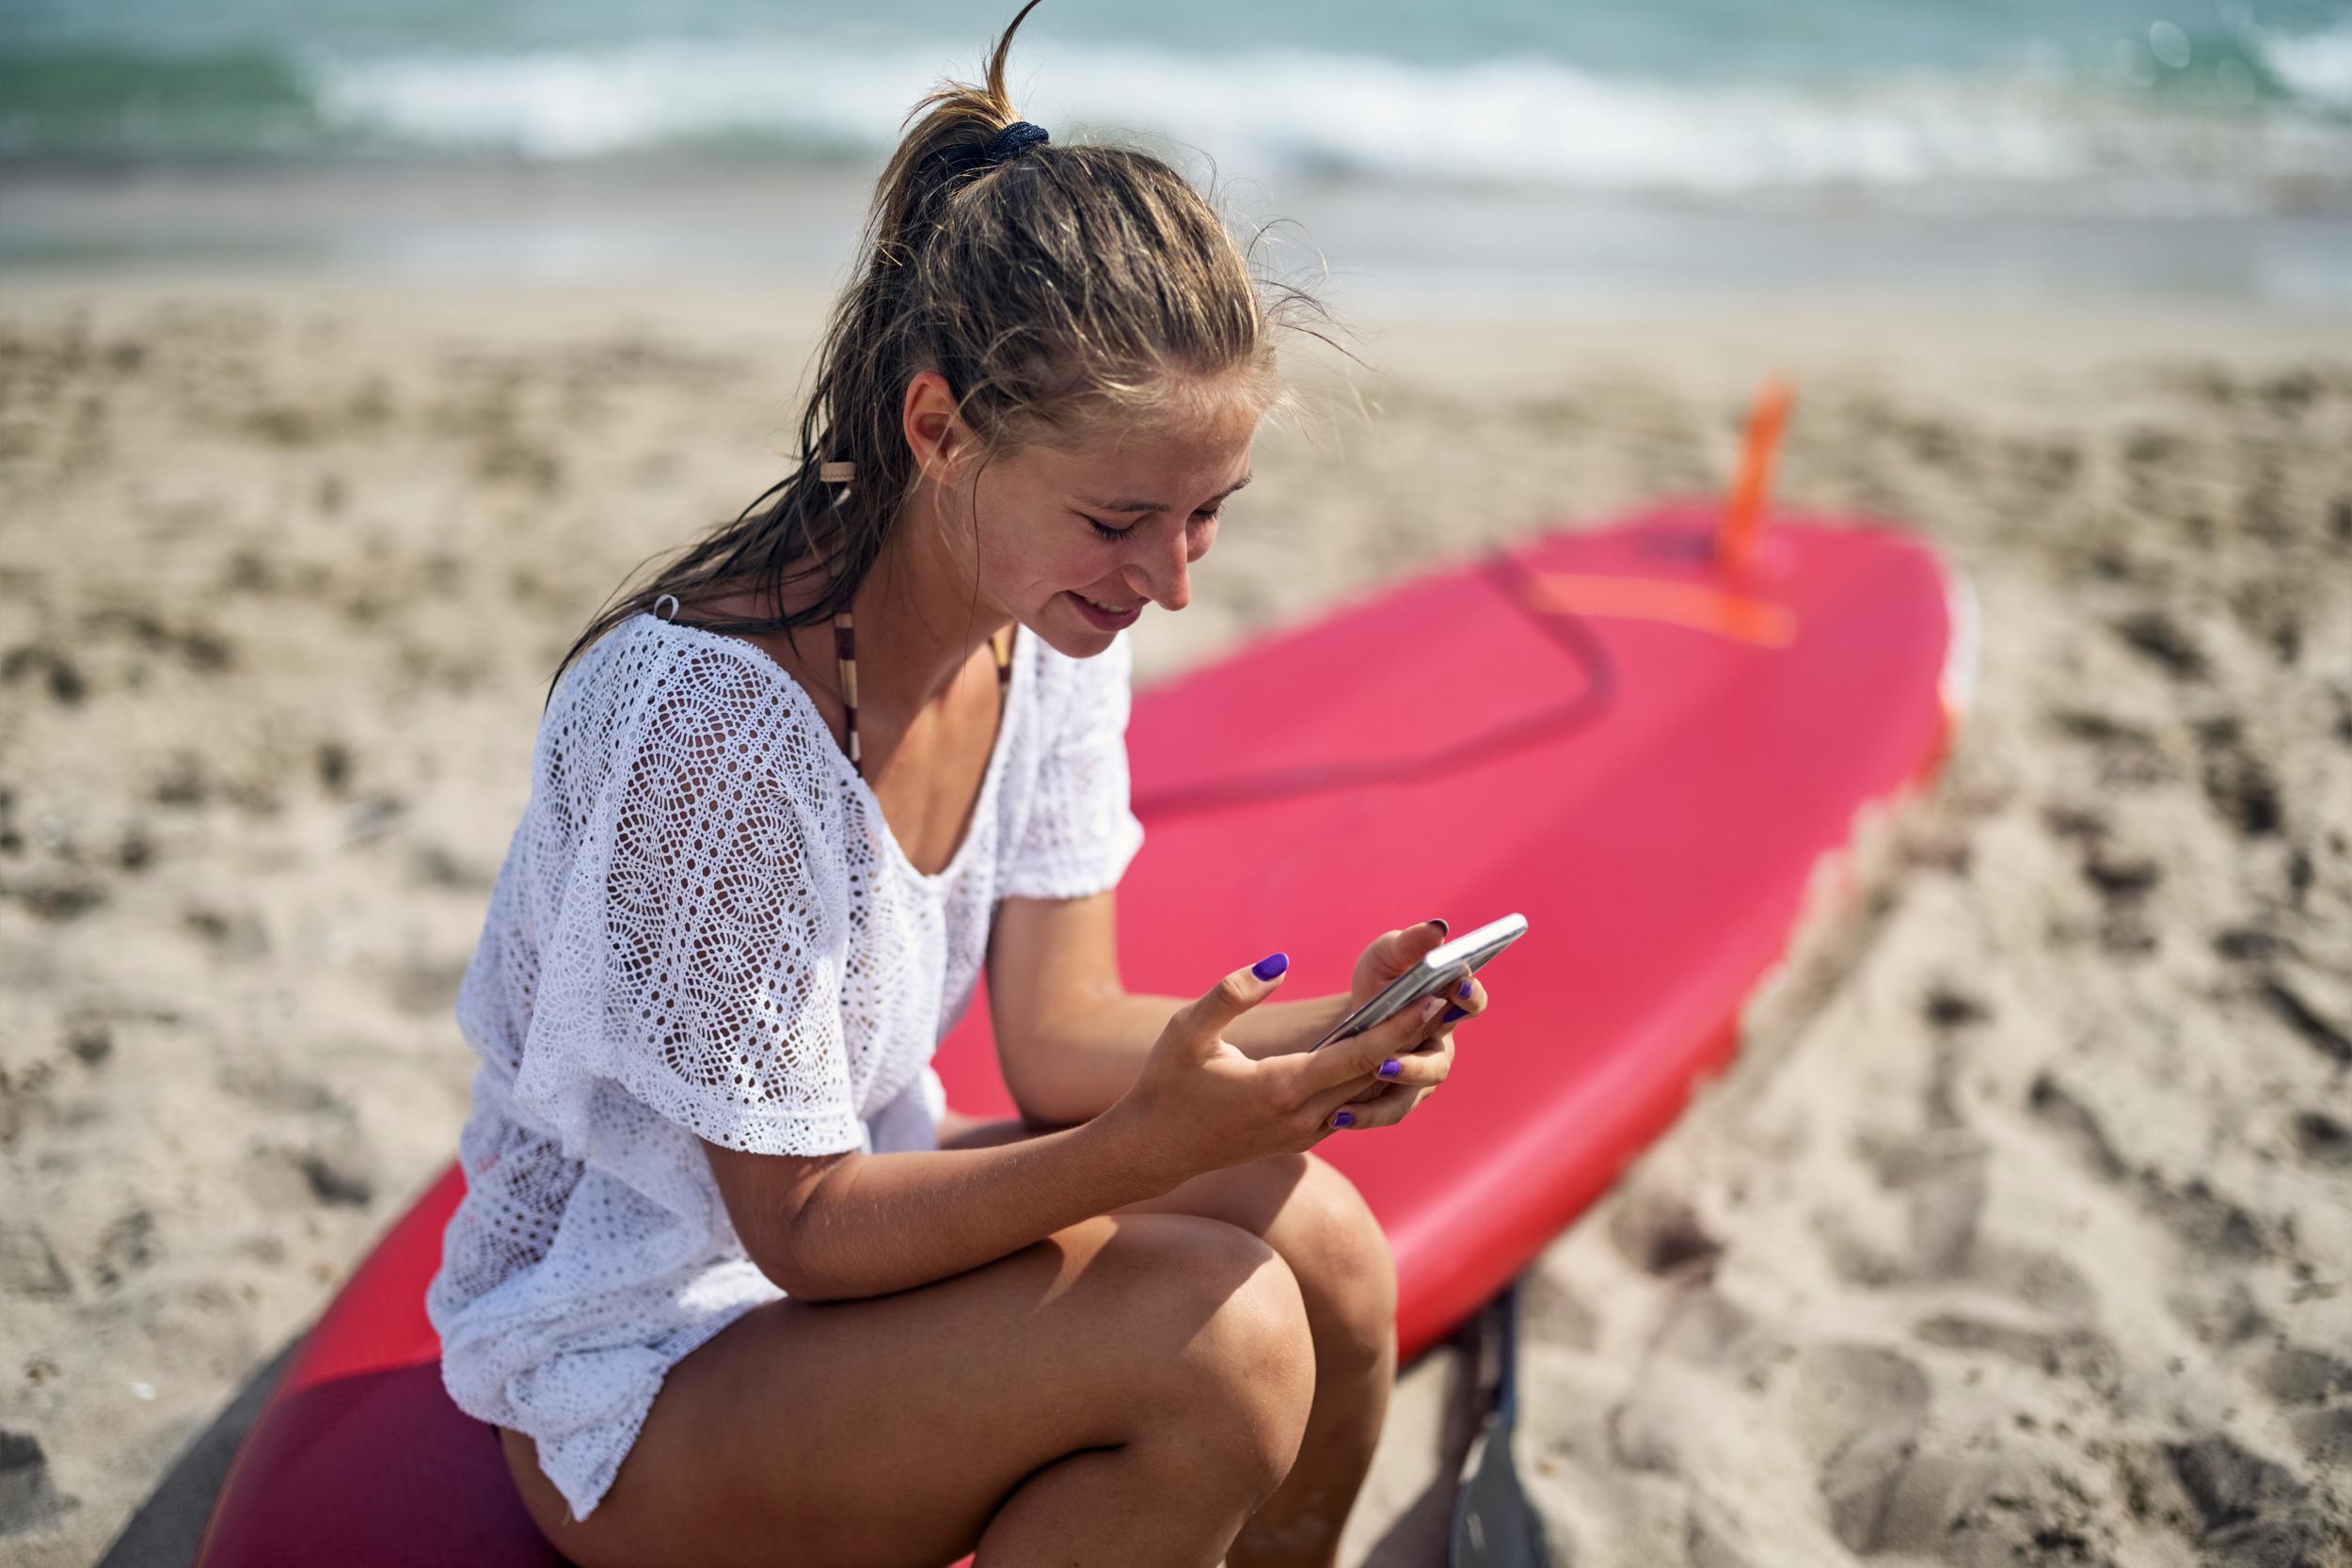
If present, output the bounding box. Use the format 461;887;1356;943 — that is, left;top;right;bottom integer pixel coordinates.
8;162;2352;310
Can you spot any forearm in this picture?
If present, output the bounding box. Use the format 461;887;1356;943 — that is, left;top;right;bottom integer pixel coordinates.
774;1104;1181;1302
1009;989;1353;1126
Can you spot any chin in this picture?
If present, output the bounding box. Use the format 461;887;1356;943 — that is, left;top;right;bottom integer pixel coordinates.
1033;623;1109;662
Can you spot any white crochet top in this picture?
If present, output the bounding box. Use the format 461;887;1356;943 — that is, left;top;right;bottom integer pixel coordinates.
424;610;1146;1522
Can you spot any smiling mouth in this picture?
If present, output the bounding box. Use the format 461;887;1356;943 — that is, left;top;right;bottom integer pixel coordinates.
1074;593;1143;613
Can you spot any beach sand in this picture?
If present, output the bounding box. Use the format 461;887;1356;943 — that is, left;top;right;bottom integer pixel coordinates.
0;274;2345;1566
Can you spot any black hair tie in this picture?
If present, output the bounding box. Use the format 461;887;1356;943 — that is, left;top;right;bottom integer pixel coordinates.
983;120;1050;165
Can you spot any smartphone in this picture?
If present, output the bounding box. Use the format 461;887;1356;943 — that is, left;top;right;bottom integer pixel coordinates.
1309;913;1528;1051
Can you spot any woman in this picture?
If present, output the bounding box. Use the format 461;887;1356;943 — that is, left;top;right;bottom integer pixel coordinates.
425;6;1489;1563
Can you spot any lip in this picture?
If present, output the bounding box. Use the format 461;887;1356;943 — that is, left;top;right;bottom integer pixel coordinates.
1066;591;1142;629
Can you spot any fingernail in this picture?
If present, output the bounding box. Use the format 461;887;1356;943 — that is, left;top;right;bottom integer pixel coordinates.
1440;1004;1466;1023
1252;951;1289;980
1423;917;1449;935
1456;978;1473;999
1333;1110;1355;1128
1378;1058;1401;1078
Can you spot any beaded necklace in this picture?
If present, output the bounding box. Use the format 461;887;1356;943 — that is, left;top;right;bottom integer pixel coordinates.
829;606;1012;779
815;461;1013;781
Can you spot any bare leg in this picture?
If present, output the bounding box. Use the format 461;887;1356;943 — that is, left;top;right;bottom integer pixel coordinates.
942;1114;1399;1568
494;1212;1315;1568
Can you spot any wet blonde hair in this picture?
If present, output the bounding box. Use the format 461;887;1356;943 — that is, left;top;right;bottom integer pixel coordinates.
549;0;1336;706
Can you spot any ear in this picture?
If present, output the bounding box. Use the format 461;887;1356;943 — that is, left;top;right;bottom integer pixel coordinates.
902;369;977;488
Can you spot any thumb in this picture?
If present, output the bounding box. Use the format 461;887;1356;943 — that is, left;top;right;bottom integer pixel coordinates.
1174;950;1290;1050
1375;920;1450;976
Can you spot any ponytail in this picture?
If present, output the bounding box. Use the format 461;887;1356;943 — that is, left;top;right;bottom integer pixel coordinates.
546;0;1336;710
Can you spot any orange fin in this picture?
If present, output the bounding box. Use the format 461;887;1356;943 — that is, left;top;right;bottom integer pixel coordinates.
1717;375;1793;576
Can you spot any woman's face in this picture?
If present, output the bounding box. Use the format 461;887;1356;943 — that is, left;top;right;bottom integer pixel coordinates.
912;372;1262;657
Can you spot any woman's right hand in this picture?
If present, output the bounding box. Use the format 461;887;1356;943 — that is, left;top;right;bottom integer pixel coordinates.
1109;953;1448;1187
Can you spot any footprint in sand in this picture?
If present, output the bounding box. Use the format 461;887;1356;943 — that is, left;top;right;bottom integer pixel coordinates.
1911;1312;2124;1405
2127;1433;2338;1567
243;1140;377;1212
2026;1073;2129;1182
2257;1346;2352;1474
2108;609;2208;682
1820;1091;2107;1322
1839;1128;1990;1281
2193;716;2285;838
1607;1183;1724;1281
2258;976;2352;1068
1799;1341;2123;1564
2042;706;2178;790
2289;1109;2349;1167
1793;1342;1931;1554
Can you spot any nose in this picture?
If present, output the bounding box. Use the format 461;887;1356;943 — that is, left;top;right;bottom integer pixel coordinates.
1126;515;1210;613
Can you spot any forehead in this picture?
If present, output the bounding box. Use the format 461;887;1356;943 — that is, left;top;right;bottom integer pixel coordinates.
1025;387;1261;493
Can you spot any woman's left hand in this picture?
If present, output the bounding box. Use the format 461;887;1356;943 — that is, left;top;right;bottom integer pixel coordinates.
1337;920;1486;1113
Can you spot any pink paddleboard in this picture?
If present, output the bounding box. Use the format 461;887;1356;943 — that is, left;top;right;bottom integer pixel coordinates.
195;504;1971;1565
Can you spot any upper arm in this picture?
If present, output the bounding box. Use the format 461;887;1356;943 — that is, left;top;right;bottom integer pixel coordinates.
984;888;1123;1113
985;632;1143;1113
597;673;866;1157
595;650;869;1293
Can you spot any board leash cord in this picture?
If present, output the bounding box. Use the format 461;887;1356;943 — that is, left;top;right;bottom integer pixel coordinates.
1129;545;1623;818
1449;1276;1554;1567
1131;376;1799;820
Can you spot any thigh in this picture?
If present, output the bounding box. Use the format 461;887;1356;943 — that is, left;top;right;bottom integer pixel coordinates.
497;1210;1299;1568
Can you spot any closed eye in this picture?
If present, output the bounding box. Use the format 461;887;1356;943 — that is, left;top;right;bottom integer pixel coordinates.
1080;508;1222;542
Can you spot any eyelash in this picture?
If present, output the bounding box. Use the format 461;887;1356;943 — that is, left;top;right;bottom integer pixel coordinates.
1083;511;1220;541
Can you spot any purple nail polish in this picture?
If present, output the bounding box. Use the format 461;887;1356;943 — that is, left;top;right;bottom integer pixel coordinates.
1456;978;1473;1000
1252;951;1289;980
1440;1005;1466;1023
1424;917;1449;935
1334;1109;1355;1128
1379;1058;1401;1078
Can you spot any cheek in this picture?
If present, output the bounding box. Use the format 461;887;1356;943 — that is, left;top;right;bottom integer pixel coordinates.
980;523;1093;594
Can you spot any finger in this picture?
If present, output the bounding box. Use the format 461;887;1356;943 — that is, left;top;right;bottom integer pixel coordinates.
1172;950;1291;1052
1343;1057;1430;1103
1433;974;1487;1029
1343;1044;1449;1102
1358;1033;1453;1092
1372;919;1452;981
1343;1019;1455;1102
1320;1082;1428;1132
1304;992;1454;1094
1313;1073;1407;1121
1345;991;1449;1090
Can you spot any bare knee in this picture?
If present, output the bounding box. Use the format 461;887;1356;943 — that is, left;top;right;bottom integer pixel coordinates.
1101;1214;1316;1496
1254;1154;1399;1378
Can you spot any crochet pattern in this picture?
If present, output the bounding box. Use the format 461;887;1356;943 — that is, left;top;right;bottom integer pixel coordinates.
425;612;1144;1521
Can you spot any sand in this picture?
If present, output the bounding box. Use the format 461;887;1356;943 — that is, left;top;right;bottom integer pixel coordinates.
0;272;2346;1567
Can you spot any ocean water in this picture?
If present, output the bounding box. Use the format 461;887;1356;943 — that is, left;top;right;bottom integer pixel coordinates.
6;0;2350;214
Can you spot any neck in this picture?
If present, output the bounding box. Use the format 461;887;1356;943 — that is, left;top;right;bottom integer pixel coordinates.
848;518;1011;718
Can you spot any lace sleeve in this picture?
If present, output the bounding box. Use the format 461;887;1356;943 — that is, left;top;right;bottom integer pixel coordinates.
513;643;868;1158
997;627;1147;902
